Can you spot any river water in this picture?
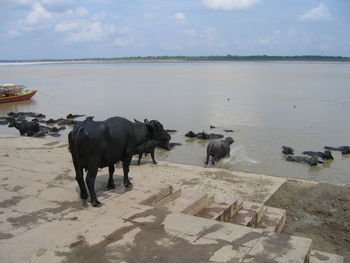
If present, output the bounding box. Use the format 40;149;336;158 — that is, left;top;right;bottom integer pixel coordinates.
1;62;350;184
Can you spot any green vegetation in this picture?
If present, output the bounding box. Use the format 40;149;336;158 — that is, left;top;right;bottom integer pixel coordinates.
1;55;350;63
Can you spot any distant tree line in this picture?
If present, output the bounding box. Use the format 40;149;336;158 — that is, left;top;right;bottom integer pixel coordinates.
1;55;350;63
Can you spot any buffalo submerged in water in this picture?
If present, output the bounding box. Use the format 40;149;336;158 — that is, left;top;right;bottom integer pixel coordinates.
68;117;171;207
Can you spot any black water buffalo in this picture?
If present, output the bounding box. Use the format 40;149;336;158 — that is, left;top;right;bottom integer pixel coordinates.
303;150;334;160
324;146;350;155
282;146;294;154
8;120;39;136
68;117;171;207
286;155;322;166
133;139;170;165
185;131;224;140
205;137;234;165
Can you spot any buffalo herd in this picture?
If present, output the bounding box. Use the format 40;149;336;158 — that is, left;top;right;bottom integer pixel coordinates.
2;111;349;206
282;145;348;166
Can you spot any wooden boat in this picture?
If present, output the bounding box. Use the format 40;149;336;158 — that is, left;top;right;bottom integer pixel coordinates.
0;83;37;103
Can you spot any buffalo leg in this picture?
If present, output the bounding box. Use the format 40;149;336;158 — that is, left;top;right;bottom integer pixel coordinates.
211;154;219;166
76;167;88;199
122;156;133;188
204;153;210;165
137;154;142;165
151;150;157;164
86;167;101;207
107;165;115;189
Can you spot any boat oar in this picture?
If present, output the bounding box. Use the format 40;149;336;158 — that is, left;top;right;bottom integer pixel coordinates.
37;91;56;99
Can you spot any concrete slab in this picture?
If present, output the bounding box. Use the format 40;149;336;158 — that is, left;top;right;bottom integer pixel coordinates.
231;201;265;227
140;186;181;207
258;206;286;233
242;233;312;263
0;207;45;238
163;212;263;248
309;250;344;263
195;198;241;221
0;241;63;263
163;191;214;215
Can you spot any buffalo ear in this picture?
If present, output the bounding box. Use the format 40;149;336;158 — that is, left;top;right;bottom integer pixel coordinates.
144;119;153;130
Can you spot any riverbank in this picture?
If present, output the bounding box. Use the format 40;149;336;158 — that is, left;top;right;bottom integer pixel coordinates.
0;134;348;262
1;59;350;66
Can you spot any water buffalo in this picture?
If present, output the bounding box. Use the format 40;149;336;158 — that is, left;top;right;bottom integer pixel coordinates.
282;146;294;154
286;155;323;166
205;137;234;165
8;120;39;136
68;117;171;207
185;131;224;140
133;139;170;165
324;146;350;155
302;150;334;160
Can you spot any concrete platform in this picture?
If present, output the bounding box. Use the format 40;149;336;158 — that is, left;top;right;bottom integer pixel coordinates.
0;134;345;262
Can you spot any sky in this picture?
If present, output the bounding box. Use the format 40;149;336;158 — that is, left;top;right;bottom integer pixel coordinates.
0;0;349;59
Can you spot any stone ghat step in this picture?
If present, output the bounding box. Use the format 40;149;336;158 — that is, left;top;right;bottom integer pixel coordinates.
140;186;182;208
195;198;243;221
230;201;266;227
257;206;287;233
241;232;313;263
162;191;215;215
161;211;313;263
309;250;344;263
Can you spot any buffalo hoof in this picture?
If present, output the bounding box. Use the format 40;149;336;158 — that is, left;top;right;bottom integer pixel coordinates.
153;161;157;164
124;182;133;188
107;182;115;189
92;200;102;207
137;161;141;166
80;192;89;200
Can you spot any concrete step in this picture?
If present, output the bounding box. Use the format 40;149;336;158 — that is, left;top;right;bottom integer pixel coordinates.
257;206;286;233
163;211;314;263
163;191;215;215
242;232;313;263
195;198;243;221
230;201;266;227
139;186;181;207
309;250;344;263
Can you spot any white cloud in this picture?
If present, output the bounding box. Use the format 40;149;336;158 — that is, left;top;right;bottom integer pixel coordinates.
25;2;51;25
66;22;115;43
184;26;227;48
114;37;133;47
54;21;81;32
75;7;89;17
299;2;332;21
203;0;260;10
185;29;197;37
143;13;157;20
55;19;120;43
93;12;106;21
173;13;186;24
41;0;74;12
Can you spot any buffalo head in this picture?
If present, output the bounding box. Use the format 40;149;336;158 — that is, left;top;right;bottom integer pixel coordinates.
225;137;234;145
145;119;171;150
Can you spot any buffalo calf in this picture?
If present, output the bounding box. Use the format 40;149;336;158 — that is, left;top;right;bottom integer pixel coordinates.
205;137;234;166
133;139;170;165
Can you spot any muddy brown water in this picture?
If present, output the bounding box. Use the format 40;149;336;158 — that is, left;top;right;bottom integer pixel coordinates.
1;62;350;184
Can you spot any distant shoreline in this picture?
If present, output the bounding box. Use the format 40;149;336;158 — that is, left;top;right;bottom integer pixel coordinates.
1;55;350;65
1;59;350;66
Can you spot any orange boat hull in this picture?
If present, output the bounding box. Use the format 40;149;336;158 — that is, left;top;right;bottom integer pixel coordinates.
0;90;37;103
